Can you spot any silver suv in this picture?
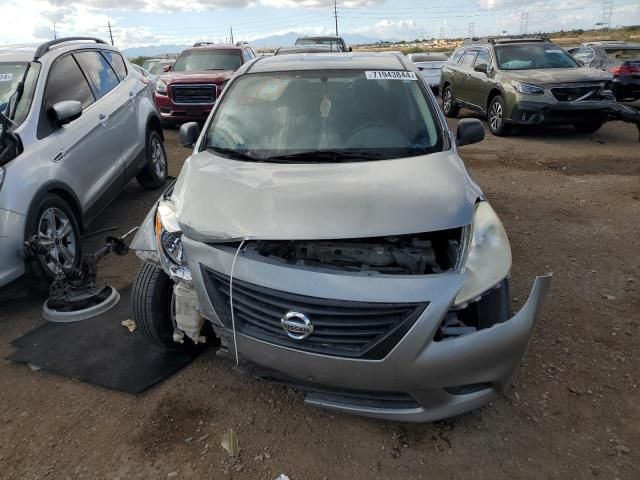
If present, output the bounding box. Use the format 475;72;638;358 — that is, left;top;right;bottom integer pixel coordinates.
0;37;167;290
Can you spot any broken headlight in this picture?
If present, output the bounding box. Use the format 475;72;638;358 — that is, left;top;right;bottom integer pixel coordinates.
454;202;511;306
155;200;192;281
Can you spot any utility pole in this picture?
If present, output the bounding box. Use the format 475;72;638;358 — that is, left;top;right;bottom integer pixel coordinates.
53;21;57;40
468;22;475;38
230;26;234;44
334;0;339;36
107;21;114;46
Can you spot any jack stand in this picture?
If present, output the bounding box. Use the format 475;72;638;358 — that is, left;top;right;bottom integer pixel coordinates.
24;227;138;322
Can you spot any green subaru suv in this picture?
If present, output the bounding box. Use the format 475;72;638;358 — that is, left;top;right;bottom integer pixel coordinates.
440;37;615;136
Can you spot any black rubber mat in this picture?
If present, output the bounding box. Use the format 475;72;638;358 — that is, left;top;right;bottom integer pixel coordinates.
8;287;202;393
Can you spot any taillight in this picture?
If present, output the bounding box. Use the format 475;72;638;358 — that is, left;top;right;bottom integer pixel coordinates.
608;65;640;76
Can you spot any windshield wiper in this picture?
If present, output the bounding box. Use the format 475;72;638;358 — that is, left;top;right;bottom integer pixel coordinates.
207;146;256;161
264;150;385;163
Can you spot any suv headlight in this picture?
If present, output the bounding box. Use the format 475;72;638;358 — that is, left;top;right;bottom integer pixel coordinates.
511;81;545;95
155;200;191;281
455;202;512;306
156;78;168;96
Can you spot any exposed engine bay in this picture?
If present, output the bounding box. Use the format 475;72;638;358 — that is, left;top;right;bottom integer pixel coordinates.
251;228;465;275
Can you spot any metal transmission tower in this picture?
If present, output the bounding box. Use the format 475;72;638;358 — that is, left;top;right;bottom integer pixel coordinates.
438;25;444;40
468;22;475;38
519;12;529;35
600;0;613;28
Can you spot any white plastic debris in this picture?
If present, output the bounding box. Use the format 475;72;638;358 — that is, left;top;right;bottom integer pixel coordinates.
221;429;239;457
121;319;136;333
275;475;290;480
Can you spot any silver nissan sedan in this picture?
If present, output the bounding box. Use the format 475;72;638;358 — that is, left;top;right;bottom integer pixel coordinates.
130;52;551;422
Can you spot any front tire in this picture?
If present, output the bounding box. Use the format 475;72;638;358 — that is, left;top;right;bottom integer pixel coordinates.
25;194;81;295
136;130;168;190
573;121;603;134
442;86;460;118
131;262;198;352
487;95;512;136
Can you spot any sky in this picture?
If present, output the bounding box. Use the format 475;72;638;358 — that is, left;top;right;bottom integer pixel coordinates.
0;0;639;48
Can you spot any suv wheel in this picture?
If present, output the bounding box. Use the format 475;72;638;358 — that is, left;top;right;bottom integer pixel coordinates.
132;261;200;352
487;95;512;136
442;86;460;118
573;121;603;134
136;130;168;190
26;194;81;294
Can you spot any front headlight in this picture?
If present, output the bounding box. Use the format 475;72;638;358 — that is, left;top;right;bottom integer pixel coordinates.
155;200;191;281
511;81;545;95
156;78;168;96
455;202;512;306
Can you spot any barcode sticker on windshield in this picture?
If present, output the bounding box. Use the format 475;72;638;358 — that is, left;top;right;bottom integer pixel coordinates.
0;73;13;82
365;71;417;80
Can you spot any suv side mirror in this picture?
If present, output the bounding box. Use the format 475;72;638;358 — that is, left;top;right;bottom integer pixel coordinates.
179;122;200;148
51;100;82;126
163;64;172;72
473;63;489;74
456;118;485;147
348;46;353;52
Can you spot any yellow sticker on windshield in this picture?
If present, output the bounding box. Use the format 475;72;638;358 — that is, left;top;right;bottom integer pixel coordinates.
365;71;417;80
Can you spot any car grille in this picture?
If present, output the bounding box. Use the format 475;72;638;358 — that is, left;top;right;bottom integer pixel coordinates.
171;84;217;104
202;268;428;359
550;85;602;102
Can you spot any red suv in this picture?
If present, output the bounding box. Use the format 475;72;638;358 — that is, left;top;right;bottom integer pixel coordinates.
154;43;257;125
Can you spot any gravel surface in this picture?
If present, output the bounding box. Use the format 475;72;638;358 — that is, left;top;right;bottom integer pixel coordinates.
1;114;639;480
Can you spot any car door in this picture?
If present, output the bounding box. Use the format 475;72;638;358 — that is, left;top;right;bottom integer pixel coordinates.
455;50;478;105
465;49;493;111
41;53;125;223
101;50;146;180
444;48;466;94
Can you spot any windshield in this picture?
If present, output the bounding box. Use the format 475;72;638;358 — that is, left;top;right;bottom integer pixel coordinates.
605;48;640;61
296;38;343;49
172;51;241;72
496;44;578;70
0;62;40;125
205;70;443;162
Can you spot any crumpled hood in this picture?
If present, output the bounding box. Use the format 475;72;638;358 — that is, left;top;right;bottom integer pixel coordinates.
161;70;234;85
505;67;612;85
171;150;479;242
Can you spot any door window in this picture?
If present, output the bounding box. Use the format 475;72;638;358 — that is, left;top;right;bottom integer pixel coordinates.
450;49;465;63
242;49;252;62
44;55;95;109
460;51;478;68
474;50;491;69
102;51;128;80
74;51;120;98
572;47;595;64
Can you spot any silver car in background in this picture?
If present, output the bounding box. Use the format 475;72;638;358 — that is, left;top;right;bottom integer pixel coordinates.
0;37;167;291
131;53;551;422
408;52;449;95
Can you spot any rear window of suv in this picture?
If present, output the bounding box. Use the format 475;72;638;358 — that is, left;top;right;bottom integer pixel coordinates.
604;48;640;61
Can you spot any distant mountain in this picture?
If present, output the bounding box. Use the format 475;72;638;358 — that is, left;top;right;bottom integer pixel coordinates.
122;32;381;57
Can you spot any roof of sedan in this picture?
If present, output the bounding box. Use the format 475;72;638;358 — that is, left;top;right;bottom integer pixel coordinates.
248;52;407;73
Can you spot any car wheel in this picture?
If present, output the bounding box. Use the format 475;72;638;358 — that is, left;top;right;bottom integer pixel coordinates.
573;121;604;134
442;86;460;118
131;261;200;352
136;130;168;190
487;95;512;136
25;194;81;294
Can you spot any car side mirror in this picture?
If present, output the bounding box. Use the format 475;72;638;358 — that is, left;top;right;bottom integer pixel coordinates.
456;118;485;147
179;122;200;148
163;64;172;72
473;63;489;74
348;46;353;52
51;100;82;126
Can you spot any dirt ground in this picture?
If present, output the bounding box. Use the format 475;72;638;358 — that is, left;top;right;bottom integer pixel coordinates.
1;111;639;480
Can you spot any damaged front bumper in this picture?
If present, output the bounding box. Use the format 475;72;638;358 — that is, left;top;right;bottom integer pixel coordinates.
181;237;551;422
508;99;616;126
